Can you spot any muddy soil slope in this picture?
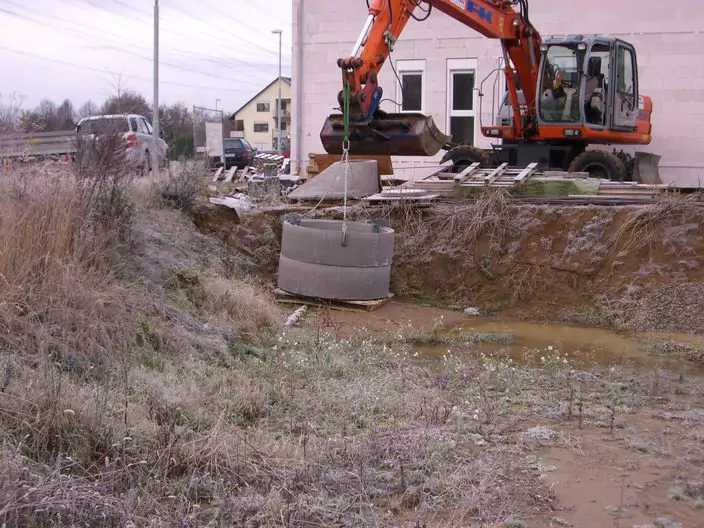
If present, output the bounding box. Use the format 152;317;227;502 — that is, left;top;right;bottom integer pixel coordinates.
196;192;704;334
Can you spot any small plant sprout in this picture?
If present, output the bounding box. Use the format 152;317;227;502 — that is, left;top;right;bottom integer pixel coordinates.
606;382;625;434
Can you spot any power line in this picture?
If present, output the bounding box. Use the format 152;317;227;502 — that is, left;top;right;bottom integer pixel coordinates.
69;0;290;65
161;2;282;59
0;4;278;87
0;0;288;71
0;45;258;95
197;0;291;45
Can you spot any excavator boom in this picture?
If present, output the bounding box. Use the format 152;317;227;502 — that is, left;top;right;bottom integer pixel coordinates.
320;0;541;156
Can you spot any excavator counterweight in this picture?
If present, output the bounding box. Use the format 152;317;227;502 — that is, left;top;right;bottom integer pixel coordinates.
320;111;450;157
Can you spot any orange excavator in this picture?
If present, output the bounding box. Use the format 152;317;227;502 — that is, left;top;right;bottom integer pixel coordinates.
319;0;660;182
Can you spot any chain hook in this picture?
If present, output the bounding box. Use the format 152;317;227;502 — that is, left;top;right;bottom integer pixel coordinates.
340;81;352;247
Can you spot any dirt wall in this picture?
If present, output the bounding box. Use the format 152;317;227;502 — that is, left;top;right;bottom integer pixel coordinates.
193;193;704;334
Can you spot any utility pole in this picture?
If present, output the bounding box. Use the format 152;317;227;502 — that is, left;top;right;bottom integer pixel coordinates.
151;0;160;177
272;29;283;155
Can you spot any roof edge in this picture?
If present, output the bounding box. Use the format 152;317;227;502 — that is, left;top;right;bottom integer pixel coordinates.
230;76;292;120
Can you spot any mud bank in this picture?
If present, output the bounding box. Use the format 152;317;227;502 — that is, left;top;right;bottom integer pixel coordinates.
193;193;704;334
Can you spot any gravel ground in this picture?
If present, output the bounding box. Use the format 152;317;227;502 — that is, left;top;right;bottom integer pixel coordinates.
626;281;704;334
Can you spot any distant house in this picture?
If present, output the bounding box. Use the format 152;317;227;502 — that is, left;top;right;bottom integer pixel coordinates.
230;76;292;152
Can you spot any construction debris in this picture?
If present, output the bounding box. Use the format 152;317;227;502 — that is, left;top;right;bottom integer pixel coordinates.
284;305;307;327
400;162;671;198
287;159;381;201
252;153;285;173
363;188;439;206
209;194;252;215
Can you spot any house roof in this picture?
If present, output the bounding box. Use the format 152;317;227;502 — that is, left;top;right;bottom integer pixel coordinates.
230;76;292;119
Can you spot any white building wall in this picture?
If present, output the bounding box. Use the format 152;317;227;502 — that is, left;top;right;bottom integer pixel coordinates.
292;0;704;186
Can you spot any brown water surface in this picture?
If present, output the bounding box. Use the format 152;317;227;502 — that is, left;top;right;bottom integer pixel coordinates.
414;317;704;375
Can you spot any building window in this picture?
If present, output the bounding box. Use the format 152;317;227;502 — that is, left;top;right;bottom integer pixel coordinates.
233;119;244;131
395;59;425;113
253;122;269;133
256;102;270;112
281;121;287;131
447;58;477;146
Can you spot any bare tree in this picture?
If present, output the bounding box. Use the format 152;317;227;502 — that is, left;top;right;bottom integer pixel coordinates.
77;100;99;120
0;92;26;133
101;90;151;117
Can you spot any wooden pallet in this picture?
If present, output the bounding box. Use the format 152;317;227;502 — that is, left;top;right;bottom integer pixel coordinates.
306;153;394;180
273;288;394;312
461;162;539;187
411;177;457;196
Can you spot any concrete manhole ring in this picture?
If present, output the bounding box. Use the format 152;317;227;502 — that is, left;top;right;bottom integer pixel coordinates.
277;218;395;301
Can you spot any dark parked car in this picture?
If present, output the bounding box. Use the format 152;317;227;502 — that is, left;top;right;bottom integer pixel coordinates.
211;138;256;170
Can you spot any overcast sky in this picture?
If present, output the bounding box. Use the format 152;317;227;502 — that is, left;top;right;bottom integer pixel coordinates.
0;0;292;114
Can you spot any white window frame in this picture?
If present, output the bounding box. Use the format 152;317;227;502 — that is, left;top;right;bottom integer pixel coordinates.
253;121;269;133
395;59;426;114
446;58;478;144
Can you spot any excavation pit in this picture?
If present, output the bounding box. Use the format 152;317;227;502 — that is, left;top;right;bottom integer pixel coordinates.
277;218;395;301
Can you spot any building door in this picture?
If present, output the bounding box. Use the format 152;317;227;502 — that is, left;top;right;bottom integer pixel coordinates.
447;58;477;146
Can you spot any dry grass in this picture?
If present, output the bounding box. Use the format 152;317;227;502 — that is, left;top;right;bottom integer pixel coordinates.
0;158;560;525
2;154;703;526
608;192;704;256
0;145;286;525
381;189;516;263
142;160;204;213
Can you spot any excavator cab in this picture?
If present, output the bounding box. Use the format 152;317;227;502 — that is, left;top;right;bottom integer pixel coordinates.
536;35;649;138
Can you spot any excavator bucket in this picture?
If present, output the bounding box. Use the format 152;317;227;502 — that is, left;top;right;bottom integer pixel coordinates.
320;112;451;157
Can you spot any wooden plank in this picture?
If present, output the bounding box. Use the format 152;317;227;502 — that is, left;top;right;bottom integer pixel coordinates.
309;153;394;176
437;172;457;180
211;167;224;182
273;288;394;313
513;162;539;186
454;162;482;183
224;167;237;182
483;162;509;185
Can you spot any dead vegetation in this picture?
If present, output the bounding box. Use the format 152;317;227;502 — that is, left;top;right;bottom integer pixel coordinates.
0;144;285;526
1;152;703;526
607;191;704;256
381;189;517;260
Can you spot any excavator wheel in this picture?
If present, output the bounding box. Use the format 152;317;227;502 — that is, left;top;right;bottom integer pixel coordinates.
568;150;627;182
440;145;494;173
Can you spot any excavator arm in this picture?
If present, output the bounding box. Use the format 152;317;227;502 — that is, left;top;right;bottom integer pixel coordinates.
320;0;542;156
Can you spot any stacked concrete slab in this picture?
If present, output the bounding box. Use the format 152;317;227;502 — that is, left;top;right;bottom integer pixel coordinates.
287;159;380;201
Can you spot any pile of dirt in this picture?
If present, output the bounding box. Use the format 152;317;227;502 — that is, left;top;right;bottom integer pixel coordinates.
194;191;704;334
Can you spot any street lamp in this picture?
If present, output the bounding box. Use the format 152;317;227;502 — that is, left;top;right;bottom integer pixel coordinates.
272;28;283;155
152;0;160;177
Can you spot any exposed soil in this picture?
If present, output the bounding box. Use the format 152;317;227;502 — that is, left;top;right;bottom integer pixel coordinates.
300;302;704;527
194;192;704;335
190;192;704;526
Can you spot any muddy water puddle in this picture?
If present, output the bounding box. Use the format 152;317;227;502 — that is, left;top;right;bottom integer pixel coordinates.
318;302;704;374
414;318;704;375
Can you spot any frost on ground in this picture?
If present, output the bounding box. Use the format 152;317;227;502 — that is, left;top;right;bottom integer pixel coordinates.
1;164;704;527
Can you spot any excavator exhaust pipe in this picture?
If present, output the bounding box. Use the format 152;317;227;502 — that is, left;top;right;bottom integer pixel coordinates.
320;112;451;157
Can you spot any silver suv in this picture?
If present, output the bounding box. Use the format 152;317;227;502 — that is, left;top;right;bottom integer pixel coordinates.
76;114;169;173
